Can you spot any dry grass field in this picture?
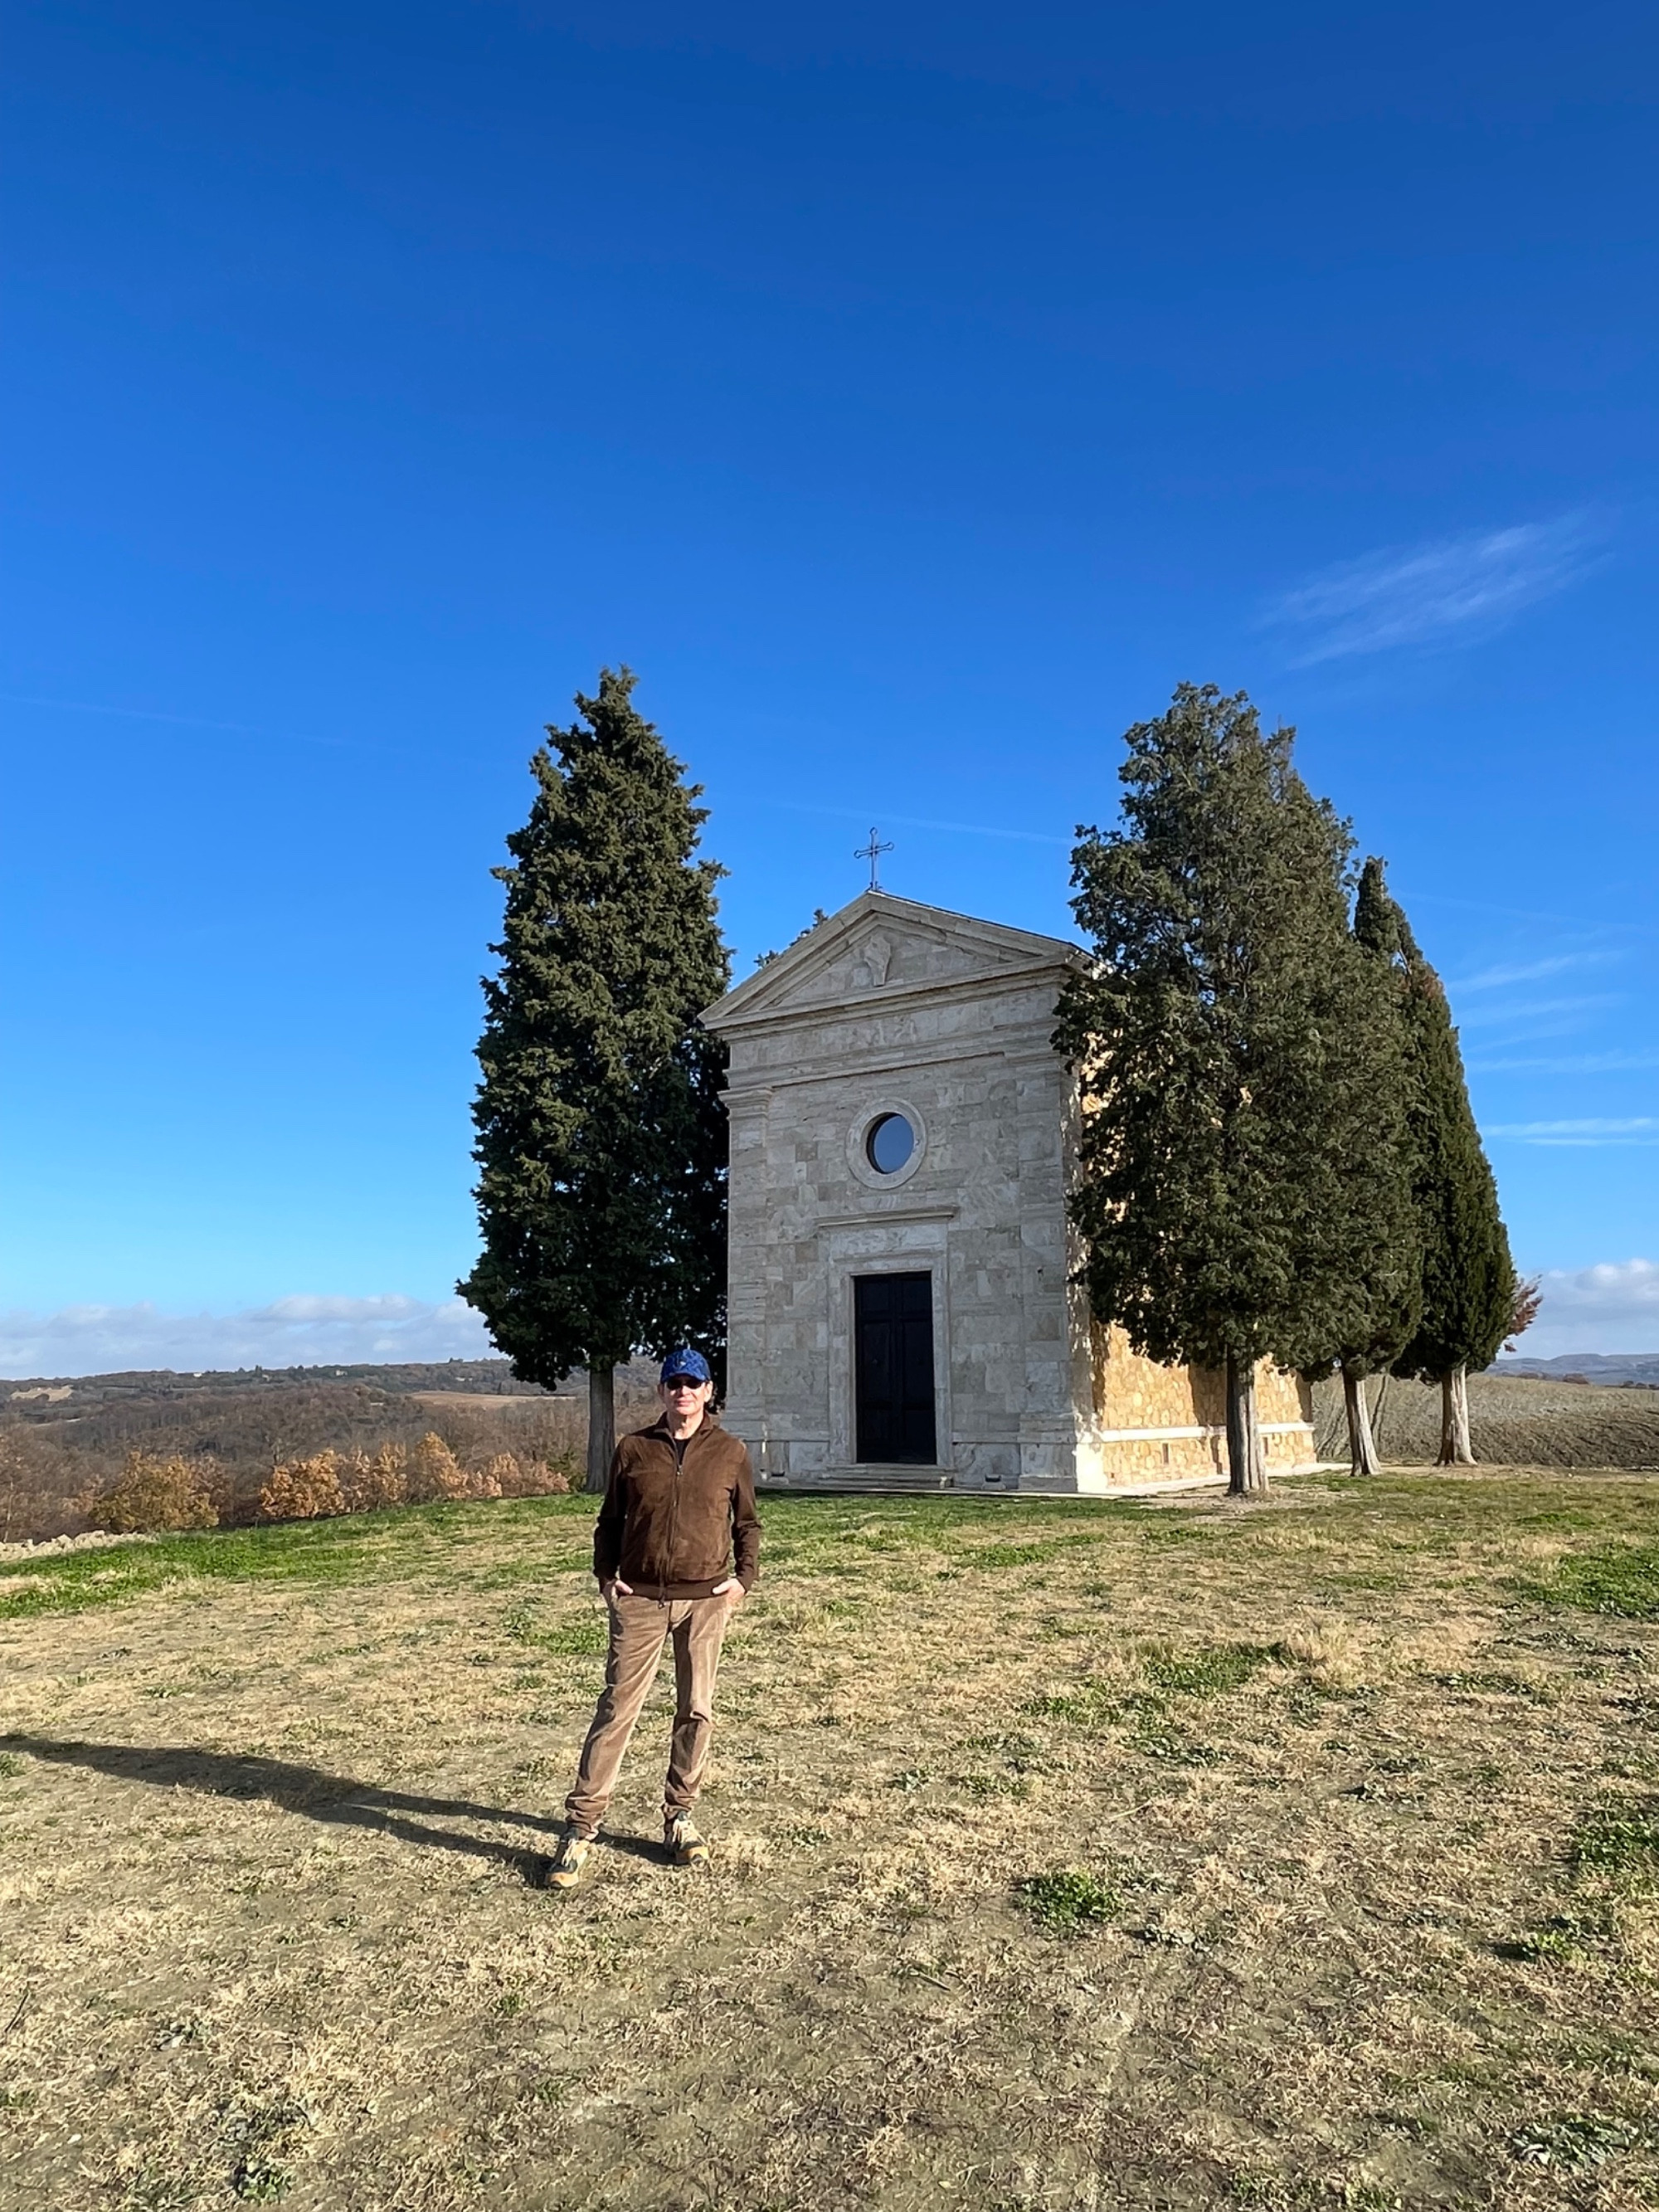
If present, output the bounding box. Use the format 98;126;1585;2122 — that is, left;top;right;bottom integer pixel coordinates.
1311;1374;1659;1472
2;1469;1658;2212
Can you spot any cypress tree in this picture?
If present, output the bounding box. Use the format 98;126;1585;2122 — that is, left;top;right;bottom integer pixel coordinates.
460;669;731;1490
1364;868;1516;1463
1298;856;1422;1475
1055;684;1375;1497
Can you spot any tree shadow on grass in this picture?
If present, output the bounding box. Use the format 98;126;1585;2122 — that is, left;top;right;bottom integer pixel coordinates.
1;1735;668;1882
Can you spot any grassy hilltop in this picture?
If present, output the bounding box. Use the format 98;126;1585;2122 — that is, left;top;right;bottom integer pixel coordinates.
2;1469;1658;2210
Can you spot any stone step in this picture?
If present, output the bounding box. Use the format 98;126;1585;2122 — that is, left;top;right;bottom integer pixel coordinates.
756;1468;954;1495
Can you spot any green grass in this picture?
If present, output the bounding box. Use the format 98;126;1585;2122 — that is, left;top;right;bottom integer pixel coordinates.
1523;1541;1659;1620
1569;1803;1659;1892
1020;1690;1095;1721
1020;1641;1282;1735
1510;2112;1647;2171
1502;1910;1613;1965
1014;1868;1121;1932
950;1531;1120;1568
1141;1640;1278;1695
505;1610;610;1657
961;1541;1062;1567
3;1485;1110;1623
1224;2179;1404;2210
7;1473;1657;1630
0;1496;598;1620
1430;1668;1554;1702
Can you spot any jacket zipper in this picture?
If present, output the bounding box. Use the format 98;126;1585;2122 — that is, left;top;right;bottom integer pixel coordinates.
663;1426;682;1603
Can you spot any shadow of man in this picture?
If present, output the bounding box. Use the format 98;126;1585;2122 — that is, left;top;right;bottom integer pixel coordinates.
0;1735;662;1882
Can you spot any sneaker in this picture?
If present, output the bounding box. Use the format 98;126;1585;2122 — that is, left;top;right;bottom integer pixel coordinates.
664;1812;709;1867
540;1827;593;1890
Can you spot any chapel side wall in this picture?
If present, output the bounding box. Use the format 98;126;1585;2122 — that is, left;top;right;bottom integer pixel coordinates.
1087;1323;1316;1479
1258;1364;1317;1469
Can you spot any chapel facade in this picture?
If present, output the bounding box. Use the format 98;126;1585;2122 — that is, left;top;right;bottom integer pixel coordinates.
701;890;1316;1493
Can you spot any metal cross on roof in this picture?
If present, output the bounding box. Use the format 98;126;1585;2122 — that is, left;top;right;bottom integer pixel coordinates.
854;826;893;891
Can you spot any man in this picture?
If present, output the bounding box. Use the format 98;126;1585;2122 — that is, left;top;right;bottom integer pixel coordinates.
542;1348;760;1888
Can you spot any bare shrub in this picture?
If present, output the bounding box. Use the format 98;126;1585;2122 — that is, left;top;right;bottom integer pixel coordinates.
498;1454;574;1498
88;1451;219;1535
259;1453;348;1523
467;1459;504;1501
477;1451;520;1497
455;1445;581;1499
406;1433;469;1503
339;1445;407;1513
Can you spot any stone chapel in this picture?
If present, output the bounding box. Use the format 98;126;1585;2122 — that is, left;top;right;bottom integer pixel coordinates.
701;891;1316;1494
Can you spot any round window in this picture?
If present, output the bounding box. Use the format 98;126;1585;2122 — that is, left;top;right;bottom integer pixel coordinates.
865;1112;915;1176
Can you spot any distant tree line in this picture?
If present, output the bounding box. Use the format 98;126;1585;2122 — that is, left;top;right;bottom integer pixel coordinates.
464;670;1529;1498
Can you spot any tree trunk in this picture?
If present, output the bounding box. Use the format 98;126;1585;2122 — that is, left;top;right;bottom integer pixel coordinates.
1343;1369;1382;1477
586;1363;616;1495
1436;1364;1474;1466
1370;1370;1391;1456
1225;1354;1270;1498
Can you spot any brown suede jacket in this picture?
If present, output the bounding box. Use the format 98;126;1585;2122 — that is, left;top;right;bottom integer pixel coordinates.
593;1417;761;1600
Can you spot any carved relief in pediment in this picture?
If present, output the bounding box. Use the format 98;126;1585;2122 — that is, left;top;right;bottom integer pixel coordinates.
850;932;894;990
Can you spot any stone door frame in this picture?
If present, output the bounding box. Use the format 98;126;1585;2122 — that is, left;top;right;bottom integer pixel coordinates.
820;1213;955;1474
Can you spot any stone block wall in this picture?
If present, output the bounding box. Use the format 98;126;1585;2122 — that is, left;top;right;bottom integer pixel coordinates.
1083;1322;1316;1481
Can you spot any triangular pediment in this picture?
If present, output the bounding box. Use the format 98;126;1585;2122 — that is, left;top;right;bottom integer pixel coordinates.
703;891;1084;1031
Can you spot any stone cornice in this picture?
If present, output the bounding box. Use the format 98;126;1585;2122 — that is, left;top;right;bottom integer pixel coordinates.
708;955;1078;1036
722;1040;1068;1105
811;1205;961;1230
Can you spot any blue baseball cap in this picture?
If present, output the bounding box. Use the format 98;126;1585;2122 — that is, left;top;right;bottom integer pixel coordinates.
660;1347;712;1385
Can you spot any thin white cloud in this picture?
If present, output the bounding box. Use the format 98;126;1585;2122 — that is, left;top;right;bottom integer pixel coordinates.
1447;952;1618;993
1262;514;1603;664
1467;1049;1659;1075
0;1296;496;1381
1508;1259;1659;1357
1488;1118;1659;1147
1453;994;1618;1030
0;693;377;756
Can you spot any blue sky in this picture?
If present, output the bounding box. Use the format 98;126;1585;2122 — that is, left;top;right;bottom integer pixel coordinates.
3;0;1657;1371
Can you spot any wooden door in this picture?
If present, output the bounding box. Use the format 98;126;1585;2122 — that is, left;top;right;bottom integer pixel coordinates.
854;1272;937;1464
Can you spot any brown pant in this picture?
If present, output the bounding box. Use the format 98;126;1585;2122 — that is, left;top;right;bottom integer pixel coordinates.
564;1592;736;1838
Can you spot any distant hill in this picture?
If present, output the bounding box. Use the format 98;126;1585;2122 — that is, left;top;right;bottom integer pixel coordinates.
1491;1352;1659;1390
3;1357;554;1405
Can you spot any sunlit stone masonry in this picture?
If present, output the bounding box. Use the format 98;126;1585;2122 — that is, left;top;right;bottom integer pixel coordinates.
702;890;1316;1494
